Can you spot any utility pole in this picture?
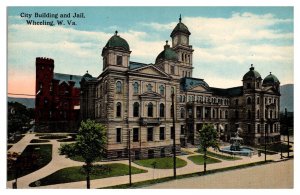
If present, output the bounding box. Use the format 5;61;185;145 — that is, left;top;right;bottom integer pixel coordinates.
171;92;176;179
128;129;132;186
265;106;268;162
285;108;289;158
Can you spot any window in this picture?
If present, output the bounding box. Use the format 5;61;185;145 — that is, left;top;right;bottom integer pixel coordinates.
196;107;201;118
170;65;175;74
247;97;251;105
116;128;121;143
247;110;251;119
235;110;239;119
159;103;165;117
257;109;260;119
265;109;268;118
170;105;174;118
257;124;260;133
148;102;153;117
248;124;251;133
180;125;185;135
159;127;165;140
147;127;153;141
159;85;165;95
171;86;175;95
257;97;260;104
133;102;139;117
247;83;251;89
180;108;185;118
133;82;139;94
212;109;216;118
171;127;175;139
225;110;228;119
116;81;122;93
147;83;153;92
133;128;139;142
117;55;122;65
116;102;122;117
265;124;268;134
256;82;260;88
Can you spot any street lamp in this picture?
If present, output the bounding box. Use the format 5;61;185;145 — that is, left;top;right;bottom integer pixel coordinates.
171;91;176;179
128;128;132;186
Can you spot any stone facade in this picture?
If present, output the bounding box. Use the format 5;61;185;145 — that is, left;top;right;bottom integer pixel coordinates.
80;17;281;159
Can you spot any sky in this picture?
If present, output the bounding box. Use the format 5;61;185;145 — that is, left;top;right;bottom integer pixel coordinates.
7;6;294;97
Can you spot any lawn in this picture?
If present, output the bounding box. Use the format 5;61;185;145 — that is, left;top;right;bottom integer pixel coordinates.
30;139;50;143
196;150;242;161
29;163;147;187
7;144;52;181
187;155;222;165
134;157;187;169
39;134;68;140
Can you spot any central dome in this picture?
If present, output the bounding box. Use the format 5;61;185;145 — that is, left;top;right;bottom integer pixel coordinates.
155;41;178;63
263;72;280;85
170;15;191;37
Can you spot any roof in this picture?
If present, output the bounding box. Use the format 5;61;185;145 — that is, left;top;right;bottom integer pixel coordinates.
102;31;130;55
210;86;243;97
53;73;82;88
180;77;209;91
170;16;191;37
155;43;178;63
243;65;261;80
82;71;97;81
129;61;148;70
263;72;280;85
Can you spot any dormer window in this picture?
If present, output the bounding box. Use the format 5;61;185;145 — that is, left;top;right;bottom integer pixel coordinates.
117;55;122;65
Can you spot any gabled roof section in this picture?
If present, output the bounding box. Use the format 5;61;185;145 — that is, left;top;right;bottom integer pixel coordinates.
210;86;243;97
180;77;209;91
53;73;82;88
130;63;171;79
129;61;148;70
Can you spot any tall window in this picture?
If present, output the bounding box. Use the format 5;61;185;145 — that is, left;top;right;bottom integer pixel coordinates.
257;124;260;133
171;127;175;139
117;55;123;65
225;110;228;119
170;105;174;118
148;102;153;117
257;97;260;104
180;125;185;135
159;103;165;117
159;127;165;140
116;102;122;117
180;108;185;118
159;85;165;95
257;109;260;119
247;97;251;104
133;128;139;142
133;82;139;94
170;65;175;74
247;110;251;119
116;81;122;93
171;86;175;95
116;128;121;143
133;102;139;117
147;127;153;141
147;84;153;92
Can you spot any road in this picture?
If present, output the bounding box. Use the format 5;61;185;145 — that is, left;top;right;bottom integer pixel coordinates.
143;159;293;189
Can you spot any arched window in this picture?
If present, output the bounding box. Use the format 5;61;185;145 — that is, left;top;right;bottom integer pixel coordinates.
133;102;139;117
159;85;165;96
148;102;153;117
257;109;260;119
247;97;251;105
116;102;122;117
116;81;122;93
133;82;139;94
180;108;185;118
248;110;251;119
159;103;165;117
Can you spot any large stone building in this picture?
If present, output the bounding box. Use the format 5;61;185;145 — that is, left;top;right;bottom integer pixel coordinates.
80;17;281;159
35;57;82;131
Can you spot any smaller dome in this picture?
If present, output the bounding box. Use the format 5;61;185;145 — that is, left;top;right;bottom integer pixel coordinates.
263;72;280;85
170;15;191;37
83;71;92;78
102;31;130;55
155;41;178;63
243;65;261;80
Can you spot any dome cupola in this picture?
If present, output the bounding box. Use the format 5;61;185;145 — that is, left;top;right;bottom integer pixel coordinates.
102;31;130;55
170;15;191;37
243;64;262;80
155;41;178;63
263;72;280;86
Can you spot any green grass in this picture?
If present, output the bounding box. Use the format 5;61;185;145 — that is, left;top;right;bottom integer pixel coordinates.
7;134;25;144
30;139;50;143
196;150;242;161
69;155;102;162
7;144;52;181
134;157;187;169
102;160;274;189
188;155;222;165
39;135;68;140
29;163;147;187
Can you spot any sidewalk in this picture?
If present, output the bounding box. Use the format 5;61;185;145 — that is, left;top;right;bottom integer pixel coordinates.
6;133;293;189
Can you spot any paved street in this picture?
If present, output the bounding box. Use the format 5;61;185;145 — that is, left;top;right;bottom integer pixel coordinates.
7;133;294;189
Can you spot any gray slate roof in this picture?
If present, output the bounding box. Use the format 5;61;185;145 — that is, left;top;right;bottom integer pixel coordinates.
53;73;82;88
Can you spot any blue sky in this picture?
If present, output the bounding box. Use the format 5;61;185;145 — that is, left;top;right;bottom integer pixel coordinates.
7;6;294;95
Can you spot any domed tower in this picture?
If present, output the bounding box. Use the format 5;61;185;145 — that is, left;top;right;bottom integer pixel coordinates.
263;72;280;91
101;31;131;71
155;40;178;75
170;15;194;78
242;64;262;91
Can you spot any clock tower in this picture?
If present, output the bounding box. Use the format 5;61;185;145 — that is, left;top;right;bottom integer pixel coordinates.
171;15;194;78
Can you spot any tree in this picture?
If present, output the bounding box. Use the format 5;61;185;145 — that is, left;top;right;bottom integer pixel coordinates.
59;119;107;189
197;124;219;174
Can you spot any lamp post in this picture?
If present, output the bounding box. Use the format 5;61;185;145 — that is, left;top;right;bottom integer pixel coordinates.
171;91;176;179
128;129;132;186
285;108;290;158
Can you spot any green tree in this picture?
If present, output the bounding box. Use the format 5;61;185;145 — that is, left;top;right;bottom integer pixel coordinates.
197;124;219;174
59;119;107;189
